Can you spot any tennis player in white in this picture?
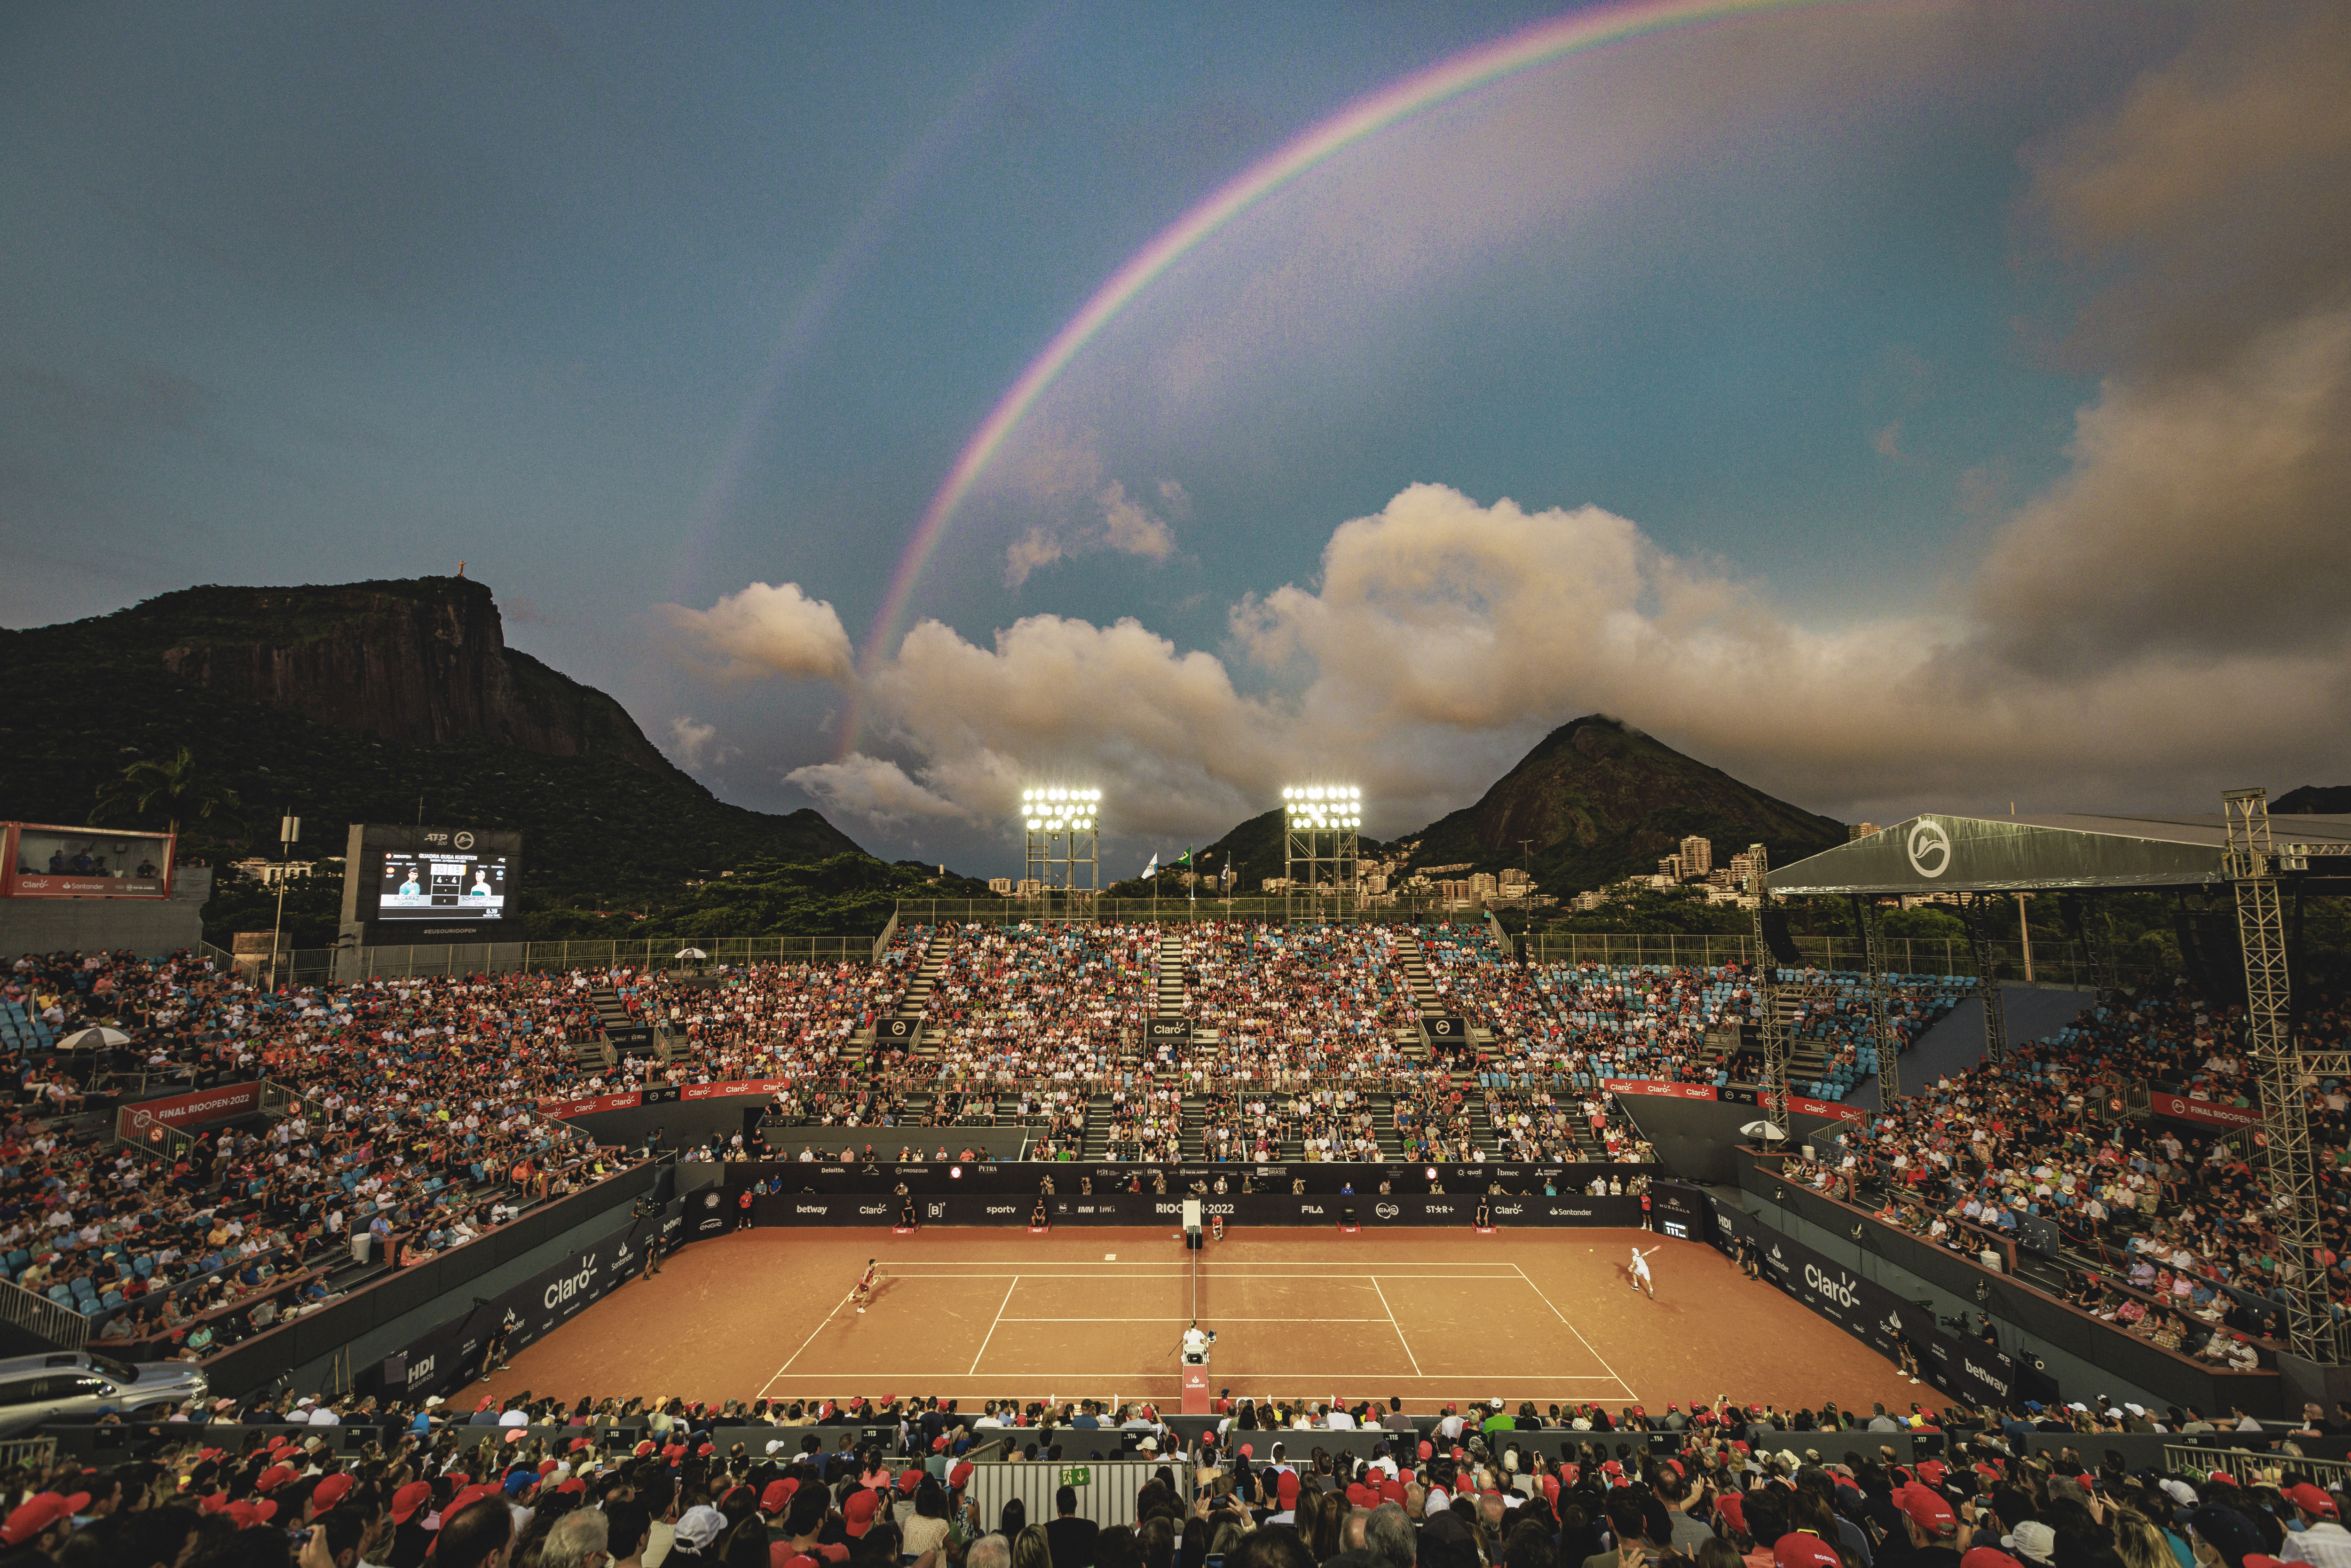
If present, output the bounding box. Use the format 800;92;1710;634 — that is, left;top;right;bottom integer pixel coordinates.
1630;1245;1658;1300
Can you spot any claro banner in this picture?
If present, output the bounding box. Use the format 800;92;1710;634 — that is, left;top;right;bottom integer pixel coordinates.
1602;1080;1867;1127
1705;1198;2039;1410
387;1200;683;1403
114;1081;264;1143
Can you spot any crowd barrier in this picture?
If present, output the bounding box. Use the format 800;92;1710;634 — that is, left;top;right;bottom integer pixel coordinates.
964;1459;1192;1529
745;1191;1649;1229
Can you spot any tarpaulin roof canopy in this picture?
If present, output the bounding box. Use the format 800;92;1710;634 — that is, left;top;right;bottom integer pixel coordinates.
1771;812;2351;897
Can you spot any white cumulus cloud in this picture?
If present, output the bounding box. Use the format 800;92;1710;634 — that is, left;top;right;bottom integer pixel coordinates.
784;753;973;828
655;581;853;682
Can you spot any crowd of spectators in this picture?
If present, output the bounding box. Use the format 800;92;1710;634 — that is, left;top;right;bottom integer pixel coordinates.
0;949;641;1355
1178;925;1417;1083
928;926;1153;1087
24;1383;2351;1568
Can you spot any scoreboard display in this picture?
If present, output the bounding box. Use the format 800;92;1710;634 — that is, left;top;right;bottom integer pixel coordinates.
341;824;525;944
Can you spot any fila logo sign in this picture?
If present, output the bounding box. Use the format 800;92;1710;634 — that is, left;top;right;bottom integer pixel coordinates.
1907;819;1952;879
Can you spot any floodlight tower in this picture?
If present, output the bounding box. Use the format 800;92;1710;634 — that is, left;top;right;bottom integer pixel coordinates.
1020;786;1101;916
1282;785;1362;918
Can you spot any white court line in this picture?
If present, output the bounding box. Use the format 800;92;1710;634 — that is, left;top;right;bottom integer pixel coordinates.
967;1276;1021;1375
1370;1277;1423;1378
856;1271;1516;1280
757;1371;1629;1381
759;1283;863;1396
1510;1262;1636;1403
998;1316;1391;1323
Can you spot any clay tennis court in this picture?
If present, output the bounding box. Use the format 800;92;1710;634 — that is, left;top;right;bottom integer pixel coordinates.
467;1227;1928;1416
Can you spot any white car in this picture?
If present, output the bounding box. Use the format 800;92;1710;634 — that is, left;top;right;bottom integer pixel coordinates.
0;1350;209;1437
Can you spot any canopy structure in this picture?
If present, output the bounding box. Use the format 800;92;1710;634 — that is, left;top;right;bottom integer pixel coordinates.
1773;811;2351;897
1753;789;2351;1367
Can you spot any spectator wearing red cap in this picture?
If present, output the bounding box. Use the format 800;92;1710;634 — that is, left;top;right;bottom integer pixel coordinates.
440;1493;517;1568
1893;1483;1967;1568
2283;1483;2351;1568
0;1491;87;1555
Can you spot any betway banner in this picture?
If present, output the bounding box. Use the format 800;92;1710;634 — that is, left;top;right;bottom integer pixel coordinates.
1706;1198;2031;1410
1603;1079;1866;1127
115;1081;264;1143
2149;1092;2262;1131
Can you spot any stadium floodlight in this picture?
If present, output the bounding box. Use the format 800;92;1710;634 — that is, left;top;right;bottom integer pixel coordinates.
1282;782;1364;911
1020;783;1101;907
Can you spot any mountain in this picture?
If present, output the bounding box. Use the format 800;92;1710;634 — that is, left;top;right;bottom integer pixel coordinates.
0;575;867;936
2276;786;2351;814
1403;715;1844;894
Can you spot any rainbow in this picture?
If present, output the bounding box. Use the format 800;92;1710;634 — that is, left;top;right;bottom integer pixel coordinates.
844;0;1857;755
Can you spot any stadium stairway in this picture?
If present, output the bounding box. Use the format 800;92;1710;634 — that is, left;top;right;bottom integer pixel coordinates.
1370;1093;1403;1158
588;981;632;1041
1081;1093;1112;1159
1154;933;1185;1016
1400;939;1444;1019
1183;1094;1207;1160
891;929;954;1061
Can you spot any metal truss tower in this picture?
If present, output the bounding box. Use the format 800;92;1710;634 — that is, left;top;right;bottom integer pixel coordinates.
2224;788;2338;1362
1746;845;1791;1135
1962;894;2012;1065
1854;894;1898;1110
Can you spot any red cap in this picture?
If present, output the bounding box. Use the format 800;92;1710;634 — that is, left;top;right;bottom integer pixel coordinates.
1775;1533;1842;1568
1348;1484;1373;1508
1239;1444;1254;1458
1278;1472;1301;1503
765;1481;797;1513
557;1478;586;1496
392;1481;433;1525
1963;1552;2025;1568
950;1463;973;1490
933;1436;950;1452
898;1467;923;1494
570;1437;592;1452
0;1493;87;1546
312;1474;355;1511
777;1554;818;1568
845;1490;880;1536
224;1499;280;1529
538;1460;560;1477
1417;1441;1433;1460
2291;1485;2340;1519
446;1483;503;1520
255;1465;296;1493
1898;1486;1955;1533
1714;1493;1747;1533
1915;1460;1948;1485
634;1442;656;1458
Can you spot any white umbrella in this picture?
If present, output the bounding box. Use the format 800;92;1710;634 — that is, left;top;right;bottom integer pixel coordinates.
675;948;709;960
56;1025;132;1052
1738;1119;1787;1141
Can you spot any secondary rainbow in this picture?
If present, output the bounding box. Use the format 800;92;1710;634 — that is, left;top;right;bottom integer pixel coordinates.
844;0;1857;756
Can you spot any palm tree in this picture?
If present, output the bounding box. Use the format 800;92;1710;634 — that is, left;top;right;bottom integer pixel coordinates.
90;746;243;840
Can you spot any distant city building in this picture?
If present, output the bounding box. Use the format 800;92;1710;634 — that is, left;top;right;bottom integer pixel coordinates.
1261;877;1293;892
232;858;314;886
1849;822;1882;840
1469;872;1498;902
1016;878;1042;898
987;877;1014;895
1657;854;1684;881
1679;835;1712;875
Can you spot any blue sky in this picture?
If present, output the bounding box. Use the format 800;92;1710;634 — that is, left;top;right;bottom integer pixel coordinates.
8;2;2348;877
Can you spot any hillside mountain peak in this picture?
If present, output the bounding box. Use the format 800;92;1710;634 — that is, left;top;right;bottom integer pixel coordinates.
1408;715;1844;894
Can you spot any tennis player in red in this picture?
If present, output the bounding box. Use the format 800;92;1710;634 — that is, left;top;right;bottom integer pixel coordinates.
854;1258;879;1314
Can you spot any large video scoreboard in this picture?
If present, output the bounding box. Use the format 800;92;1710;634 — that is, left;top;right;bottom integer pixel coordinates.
340;824;525;944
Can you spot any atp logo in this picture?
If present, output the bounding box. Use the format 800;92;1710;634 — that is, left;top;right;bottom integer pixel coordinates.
1907;819;1952;879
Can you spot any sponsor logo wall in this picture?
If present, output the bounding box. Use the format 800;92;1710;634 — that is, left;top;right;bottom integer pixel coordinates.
750;1192;1648;1229
1603;1079;1866;1127
1705;1198;2044;1409
721;1159;1648;1200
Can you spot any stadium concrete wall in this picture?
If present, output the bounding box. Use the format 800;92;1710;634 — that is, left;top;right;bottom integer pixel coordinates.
0;866;208;958
1615;1095;1856;1186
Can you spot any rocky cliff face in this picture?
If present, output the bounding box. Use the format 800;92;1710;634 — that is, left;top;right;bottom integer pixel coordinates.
1408;715;1846;892
148;577;677;776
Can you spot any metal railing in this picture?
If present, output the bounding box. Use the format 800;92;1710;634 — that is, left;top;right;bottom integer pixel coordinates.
206;936;881;986
2164;1444;2351;1483
1521;930;2132;987
960;1460;1191;1530
0;1277;87;1350
0;1436;59;1473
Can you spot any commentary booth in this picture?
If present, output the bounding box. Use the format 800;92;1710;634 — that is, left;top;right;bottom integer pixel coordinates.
1759;788;2351;1410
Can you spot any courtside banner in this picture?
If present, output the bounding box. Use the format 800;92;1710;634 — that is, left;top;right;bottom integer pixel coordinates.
682;1078;790;1100
1706;1199;2023;1410
2149;1092;2261;1131
539;1090;643;1117
750;1191;1649;1228
115;1081;264;1143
